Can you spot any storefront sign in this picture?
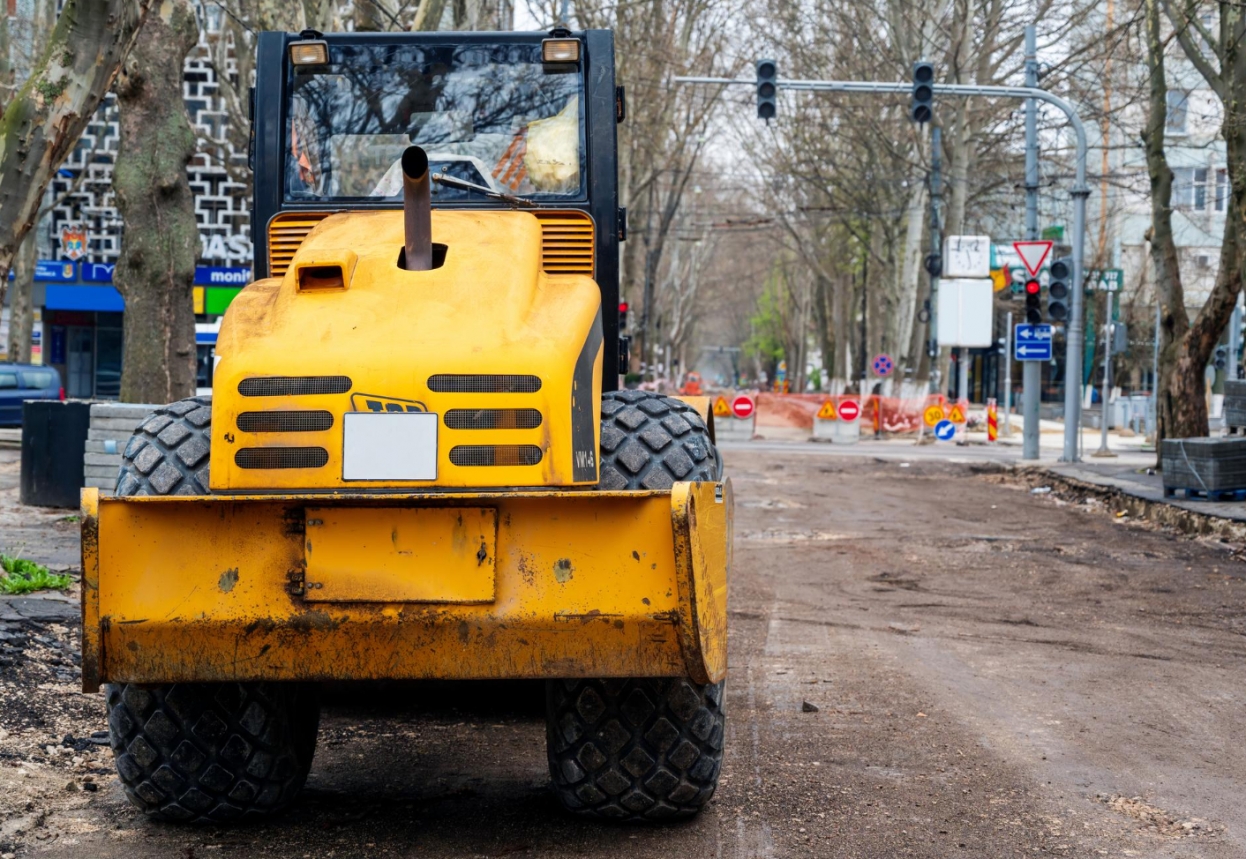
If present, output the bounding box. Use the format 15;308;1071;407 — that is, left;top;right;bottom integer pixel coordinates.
82;262;116;283
194;266;252;286
35;260;77;282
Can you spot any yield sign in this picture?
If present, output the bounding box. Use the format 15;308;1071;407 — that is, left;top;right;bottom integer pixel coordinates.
1013;240;1053;277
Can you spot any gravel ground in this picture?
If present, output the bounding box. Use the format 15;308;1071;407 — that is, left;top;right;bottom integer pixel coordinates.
1;447;1244;857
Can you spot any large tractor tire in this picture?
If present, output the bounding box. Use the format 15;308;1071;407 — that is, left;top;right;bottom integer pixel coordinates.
597;390;722;489
544;391;726;821
106;397;321;823
106;682;320;822
545;677;726;821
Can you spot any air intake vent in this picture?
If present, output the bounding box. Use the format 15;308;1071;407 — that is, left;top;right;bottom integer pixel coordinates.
237;411;334;433
534;211;595;277
268;212;331;277
444;409;543;430
239;376;352;397
428;375;541;394
449;445;543;466
235;447;329;469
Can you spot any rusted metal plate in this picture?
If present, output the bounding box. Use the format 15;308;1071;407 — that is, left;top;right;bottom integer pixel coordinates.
304;507;496;603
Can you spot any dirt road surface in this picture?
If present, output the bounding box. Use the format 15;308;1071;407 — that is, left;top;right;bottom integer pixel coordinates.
2;447;1244;857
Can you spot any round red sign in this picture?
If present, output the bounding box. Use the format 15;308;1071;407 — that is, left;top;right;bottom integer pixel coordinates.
838;399;861;421
730;395;755;420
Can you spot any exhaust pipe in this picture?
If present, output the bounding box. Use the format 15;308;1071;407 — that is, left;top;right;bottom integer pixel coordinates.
401;145;433;271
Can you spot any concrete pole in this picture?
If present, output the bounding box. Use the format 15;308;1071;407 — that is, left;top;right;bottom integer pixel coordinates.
1022;25;1041;460
1093;289;1118;456
1003;310;1013;435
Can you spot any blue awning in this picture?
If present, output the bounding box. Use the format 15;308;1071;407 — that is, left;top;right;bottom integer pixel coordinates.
45;285;125;312
196;331;218;344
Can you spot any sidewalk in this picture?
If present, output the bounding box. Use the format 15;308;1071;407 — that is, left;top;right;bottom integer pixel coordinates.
1042;458;1246;524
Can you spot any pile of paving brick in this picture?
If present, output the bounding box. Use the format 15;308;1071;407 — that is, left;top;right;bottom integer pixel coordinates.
83;403;157;494
1162;380;1246;501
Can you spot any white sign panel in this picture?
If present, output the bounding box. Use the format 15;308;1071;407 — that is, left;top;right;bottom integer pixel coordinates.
937;278;994;347
943;235;992;279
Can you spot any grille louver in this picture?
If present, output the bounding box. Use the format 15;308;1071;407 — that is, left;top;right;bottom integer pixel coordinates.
239;376;352;397
268;212;331;277
428;375;541;394
534;211;594;277
235;447;329;469
449;445;543;466
444;408;543;429
237;411;334;433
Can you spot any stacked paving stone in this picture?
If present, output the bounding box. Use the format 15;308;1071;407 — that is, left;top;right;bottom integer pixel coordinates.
83;403;158;493
1161;436;1246;497
1225;380;1246;429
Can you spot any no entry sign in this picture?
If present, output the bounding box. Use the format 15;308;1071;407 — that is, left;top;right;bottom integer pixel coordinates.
730;395;755;420
838;399;861;422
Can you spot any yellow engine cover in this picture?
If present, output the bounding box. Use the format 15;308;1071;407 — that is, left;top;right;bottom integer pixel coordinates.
209;209;603;490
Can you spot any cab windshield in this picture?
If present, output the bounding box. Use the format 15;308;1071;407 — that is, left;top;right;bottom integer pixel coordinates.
285;42;585;203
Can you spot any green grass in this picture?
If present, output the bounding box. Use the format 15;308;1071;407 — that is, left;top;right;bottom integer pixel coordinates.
0;554;73;595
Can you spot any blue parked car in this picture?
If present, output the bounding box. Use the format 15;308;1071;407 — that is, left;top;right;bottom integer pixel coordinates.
0;363;64;426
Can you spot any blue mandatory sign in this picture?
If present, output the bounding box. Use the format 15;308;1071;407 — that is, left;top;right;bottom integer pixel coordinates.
1014;323;1053;361
934;419;956;441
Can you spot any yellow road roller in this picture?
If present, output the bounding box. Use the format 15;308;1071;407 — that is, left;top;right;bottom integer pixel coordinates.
80;26;731;824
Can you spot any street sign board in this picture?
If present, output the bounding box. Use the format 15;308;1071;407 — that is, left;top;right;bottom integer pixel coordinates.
1013;240;1053;276
1014;323;1053;361
838;399;861;422
1086;268;1123;292
934;420;956;441
948;403;966;423
936;278;994;347
730;395;755;420
943;236;992;279
816;400;836;420
923;404;945;427
872;353;894;377
712;396;731;418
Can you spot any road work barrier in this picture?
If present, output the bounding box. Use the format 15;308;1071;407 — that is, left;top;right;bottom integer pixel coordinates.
707;391;951;439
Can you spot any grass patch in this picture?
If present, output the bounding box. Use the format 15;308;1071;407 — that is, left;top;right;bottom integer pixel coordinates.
0;554;73;595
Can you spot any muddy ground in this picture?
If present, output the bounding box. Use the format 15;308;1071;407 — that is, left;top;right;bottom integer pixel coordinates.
1;446;1244;857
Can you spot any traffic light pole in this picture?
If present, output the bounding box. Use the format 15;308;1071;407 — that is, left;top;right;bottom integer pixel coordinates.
676;66;1092;462
1021;26;1041;461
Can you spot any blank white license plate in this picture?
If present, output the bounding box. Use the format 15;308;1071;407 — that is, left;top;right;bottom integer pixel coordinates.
342;412;438;481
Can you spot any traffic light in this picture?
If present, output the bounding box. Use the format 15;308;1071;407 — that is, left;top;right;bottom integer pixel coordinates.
1024;278;1041;324
756;60;777;121
618;301;629;330
1215;344;1229;370
911;61;934;123
1048;257;1071;322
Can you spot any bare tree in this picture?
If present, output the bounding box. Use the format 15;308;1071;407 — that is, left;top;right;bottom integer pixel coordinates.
113;0;200;402
1155;0;1246;441
0;0;152;291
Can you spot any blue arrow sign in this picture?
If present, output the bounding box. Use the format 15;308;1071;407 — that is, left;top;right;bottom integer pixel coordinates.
1015;323;1053;341
934;419;956;441
1014;324;1053;361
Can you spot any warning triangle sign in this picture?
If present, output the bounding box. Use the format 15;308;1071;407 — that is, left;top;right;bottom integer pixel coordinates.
712;396;731;418
948;403;966;423
816;400;837;420
1013;240;1053;276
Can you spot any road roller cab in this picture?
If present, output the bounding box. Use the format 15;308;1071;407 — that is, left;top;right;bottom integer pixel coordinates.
81;27;731;825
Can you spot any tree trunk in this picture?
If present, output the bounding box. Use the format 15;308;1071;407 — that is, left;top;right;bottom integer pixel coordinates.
112;0;198;404
0;0;149;294
7;231;36;364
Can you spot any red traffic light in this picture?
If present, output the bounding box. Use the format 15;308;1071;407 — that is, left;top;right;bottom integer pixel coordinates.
1024;279;1040;295
619;302;629;312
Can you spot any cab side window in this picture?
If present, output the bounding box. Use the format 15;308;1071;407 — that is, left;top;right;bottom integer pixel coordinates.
0;372;18;389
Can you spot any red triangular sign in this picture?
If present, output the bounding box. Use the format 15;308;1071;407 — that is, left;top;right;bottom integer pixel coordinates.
1013;240;1053;276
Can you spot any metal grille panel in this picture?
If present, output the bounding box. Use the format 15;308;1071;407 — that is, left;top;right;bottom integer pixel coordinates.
428;375;542;394
268;212;331;277
449;445;543;467
238;376;352;397
237;410;334;433
534;211;595;277
444;409;543;430
235;447;329;469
